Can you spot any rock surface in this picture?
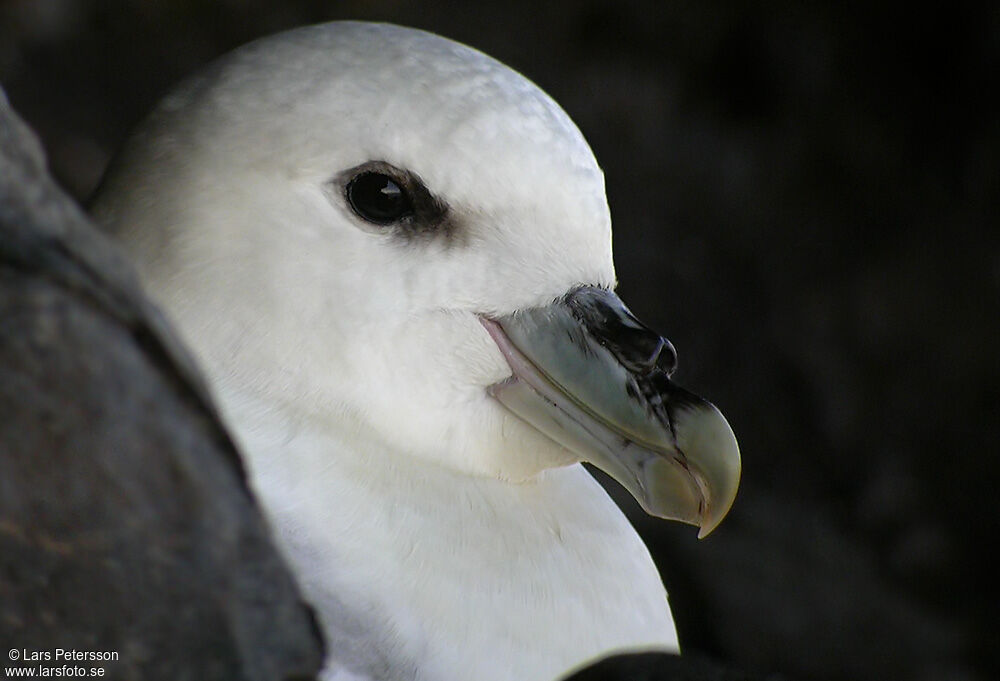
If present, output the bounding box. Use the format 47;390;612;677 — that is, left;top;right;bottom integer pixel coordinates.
563;652;788;681
0;90;324;681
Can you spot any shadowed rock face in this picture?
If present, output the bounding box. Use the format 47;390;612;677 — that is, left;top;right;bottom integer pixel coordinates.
0;91;323;681
561;652;776;681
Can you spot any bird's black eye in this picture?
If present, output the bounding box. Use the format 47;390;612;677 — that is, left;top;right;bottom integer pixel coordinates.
346;172;414;225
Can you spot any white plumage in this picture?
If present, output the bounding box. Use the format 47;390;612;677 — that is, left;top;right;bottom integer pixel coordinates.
93;21;740;681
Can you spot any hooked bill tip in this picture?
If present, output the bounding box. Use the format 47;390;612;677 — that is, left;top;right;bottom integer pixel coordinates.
672;403;741;539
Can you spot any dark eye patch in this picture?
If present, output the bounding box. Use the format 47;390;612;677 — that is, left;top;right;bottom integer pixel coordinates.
334;161;450;240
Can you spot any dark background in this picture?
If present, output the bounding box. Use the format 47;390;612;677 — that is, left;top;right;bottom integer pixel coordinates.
1;2;995;680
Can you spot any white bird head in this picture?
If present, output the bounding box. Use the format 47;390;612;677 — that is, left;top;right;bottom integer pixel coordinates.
93;21;739;536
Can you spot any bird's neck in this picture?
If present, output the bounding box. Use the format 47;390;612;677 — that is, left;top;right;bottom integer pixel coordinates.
216;384;679;681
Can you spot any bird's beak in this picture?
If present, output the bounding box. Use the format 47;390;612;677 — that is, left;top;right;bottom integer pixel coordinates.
481;286;740;537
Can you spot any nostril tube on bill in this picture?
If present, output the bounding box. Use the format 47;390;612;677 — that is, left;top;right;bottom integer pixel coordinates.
657;337;678;376
565;286;678;376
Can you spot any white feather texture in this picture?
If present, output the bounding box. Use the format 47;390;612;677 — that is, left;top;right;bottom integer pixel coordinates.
93;21;678;681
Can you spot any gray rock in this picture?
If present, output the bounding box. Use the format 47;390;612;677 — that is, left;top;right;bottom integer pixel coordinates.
561;651;789;681
0;89;324;681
